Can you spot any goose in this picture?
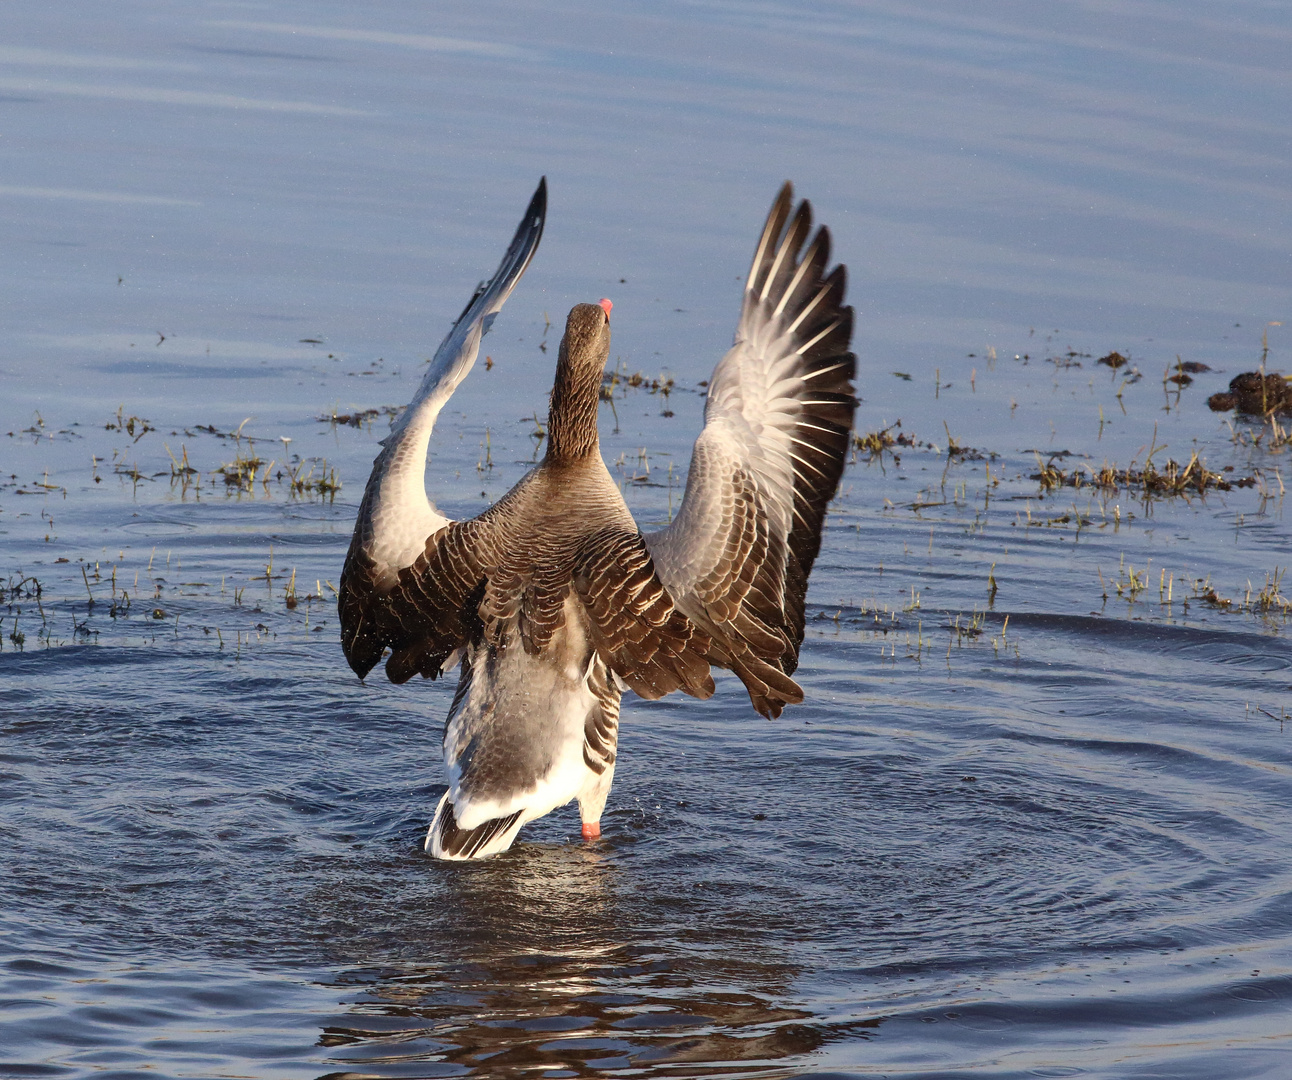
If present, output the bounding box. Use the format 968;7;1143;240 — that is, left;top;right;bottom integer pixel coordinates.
339;178;856;859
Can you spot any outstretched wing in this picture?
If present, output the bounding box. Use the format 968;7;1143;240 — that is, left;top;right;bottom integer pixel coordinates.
645;183;856;718
339;179;546;680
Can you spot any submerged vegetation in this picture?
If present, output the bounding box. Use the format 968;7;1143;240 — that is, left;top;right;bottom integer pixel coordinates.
852;420;933;462
1096;559;1290;626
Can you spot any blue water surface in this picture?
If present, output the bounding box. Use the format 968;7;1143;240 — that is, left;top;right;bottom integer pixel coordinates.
2;2;1290;1077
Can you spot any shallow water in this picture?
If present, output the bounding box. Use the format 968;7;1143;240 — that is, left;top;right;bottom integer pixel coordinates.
2;2;1291;1077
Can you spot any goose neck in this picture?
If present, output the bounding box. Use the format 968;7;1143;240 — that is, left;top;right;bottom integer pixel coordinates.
545;358;602;462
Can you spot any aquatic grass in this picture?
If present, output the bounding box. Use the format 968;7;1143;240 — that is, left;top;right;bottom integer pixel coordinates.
112;460;149;492
812;602;1016;667
599;363;683;428
1031;447;1248;500
105;405;154;442
1102;556;1150;602
5;330;1288;664
163;442;198;478
215;444;267;491
283;457;342;497
1227;413;1291;453
854;423;898;456
852;422;939;473
1250;568;1290;618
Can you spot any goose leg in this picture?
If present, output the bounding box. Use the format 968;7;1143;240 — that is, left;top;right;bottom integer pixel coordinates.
577;761;614;842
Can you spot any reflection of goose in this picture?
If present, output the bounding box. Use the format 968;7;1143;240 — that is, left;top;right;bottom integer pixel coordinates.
339;179;856;859
322;948;825;1074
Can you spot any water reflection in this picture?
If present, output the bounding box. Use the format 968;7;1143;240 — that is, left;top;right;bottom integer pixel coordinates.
313;844;840;1078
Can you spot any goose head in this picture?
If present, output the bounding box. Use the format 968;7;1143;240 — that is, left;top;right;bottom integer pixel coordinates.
546;300;613;463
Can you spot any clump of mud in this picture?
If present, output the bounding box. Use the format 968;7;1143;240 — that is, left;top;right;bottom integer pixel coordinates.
1207;371;1292;416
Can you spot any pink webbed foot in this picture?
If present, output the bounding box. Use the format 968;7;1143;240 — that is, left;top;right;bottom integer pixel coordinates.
581;822;601;841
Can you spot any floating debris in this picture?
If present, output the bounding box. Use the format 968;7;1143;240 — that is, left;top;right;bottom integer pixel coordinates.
1163;357;1208;389
943;423;995;461
1048;348;1089;370
601;366;675;395
319;405;402;428
216;451;267;490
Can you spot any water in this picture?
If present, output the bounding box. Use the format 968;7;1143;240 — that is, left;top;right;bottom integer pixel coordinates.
2;2;1291;1076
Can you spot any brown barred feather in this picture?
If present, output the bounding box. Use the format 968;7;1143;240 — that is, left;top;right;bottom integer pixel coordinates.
339;515;495;684
573;528;714;702
582;660;621;775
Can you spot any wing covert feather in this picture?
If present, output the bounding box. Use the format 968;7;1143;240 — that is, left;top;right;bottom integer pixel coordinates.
340;517;494;683
572;528;715;702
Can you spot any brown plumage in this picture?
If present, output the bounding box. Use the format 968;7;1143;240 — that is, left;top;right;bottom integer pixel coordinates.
338;181;856;858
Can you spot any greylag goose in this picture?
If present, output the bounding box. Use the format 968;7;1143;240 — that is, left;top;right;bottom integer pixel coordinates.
339;178;856;859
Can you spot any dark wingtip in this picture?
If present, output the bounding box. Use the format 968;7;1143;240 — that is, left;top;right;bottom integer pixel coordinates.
338;598;383;680
510;176;547;283
529;176;547;227
344;637;381;680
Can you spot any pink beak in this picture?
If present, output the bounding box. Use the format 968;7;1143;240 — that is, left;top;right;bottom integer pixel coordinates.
598;298;613;318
